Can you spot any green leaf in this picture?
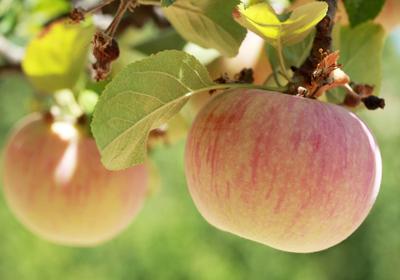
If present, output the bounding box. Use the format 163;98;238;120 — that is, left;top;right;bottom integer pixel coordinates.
0;6;18;35
265;31;314;85
32;0;71;18
327;22;385;103
0;73;35;147
343;0;386;27
278;32;314;69
133;27;186;55
78;89;99;115
161;0;176;7
162;0;246;57
92;50;214;170
234;1;327;47
22;20;95;94
113;23;186;74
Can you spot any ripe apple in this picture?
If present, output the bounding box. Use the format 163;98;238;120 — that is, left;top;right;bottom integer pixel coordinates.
2;114;148;246
185;89;382;253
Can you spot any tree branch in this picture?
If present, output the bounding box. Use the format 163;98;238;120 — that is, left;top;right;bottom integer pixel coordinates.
286;0;384;110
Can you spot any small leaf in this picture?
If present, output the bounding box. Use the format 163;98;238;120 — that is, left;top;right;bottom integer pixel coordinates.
343;0;385;27
22;20;95;94
162;0;246;57
234;2;328;46
92;50;214;170
327;22;385;103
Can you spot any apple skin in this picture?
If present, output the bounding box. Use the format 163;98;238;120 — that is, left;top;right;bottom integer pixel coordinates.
2;114;148;246
185;89;382;253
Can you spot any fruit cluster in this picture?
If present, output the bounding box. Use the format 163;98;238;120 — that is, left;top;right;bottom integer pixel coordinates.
2;88;382;253
0;0;390;254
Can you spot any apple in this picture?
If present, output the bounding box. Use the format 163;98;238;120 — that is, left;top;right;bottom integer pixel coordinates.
2;114;148;246
185;89;382;253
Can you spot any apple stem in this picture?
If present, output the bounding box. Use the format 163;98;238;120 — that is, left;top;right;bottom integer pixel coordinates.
203;83;287;96
105;0;137;38
69;0;116;23
86;0;116;14
276;40;290;81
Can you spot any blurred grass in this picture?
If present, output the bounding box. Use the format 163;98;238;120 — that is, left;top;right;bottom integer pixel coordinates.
0;31;399;280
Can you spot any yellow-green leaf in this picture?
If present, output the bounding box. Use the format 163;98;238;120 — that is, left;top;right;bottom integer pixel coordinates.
162;0;246;57
22;20;95;94
234;2;328;47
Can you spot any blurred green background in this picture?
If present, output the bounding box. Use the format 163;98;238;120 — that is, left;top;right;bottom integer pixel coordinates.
1;1;400;279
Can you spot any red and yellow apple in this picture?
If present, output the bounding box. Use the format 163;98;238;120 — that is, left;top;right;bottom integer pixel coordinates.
2;114;148;246
185;89;382;253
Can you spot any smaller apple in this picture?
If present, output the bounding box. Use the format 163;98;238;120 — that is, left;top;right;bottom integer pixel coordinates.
2;114;148;246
